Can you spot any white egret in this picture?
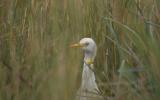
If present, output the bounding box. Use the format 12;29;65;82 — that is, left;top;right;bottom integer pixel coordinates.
70;38;103;100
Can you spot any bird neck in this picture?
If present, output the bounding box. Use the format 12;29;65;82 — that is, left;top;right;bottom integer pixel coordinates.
83;52;96;71
84;50;96;63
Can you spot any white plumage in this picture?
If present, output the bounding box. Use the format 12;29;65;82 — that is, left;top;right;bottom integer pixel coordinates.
70;38;103;100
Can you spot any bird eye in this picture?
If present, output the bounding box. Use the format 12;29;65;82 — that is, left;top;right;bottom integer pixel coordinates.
85;42;89;46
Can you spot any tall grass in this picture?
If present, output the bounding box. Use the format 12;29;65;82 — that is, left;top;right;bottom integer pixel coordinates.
0;0;160;100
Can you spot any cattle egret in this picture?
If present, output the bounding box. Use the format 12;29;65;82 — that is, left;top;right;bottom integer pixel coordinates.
70;38;103;100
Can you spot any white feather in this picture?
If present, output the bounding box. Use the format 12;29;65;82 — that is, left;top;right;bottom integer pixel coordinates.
75;38;103;100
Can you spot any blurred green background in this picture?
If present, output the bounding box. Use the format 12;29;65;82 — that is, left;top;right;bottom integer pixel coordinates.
0;0;160;100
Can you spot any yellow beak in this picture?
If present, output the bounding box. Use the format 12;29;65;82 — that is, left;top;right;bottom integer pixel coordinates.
70;43;84;48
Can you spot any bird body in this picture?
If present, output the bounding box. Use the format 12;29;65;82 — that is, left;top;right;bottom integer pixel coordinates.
71;38;103;100
81;63;98;91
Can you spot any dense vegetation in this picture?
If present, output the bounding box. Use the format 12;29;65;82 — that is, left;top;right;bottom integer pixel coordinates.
0;0;160;100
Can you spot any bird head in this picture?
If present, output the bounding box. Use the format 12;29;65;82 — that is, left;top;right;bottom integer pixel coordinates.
70;38;96;52
70;38;97;64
